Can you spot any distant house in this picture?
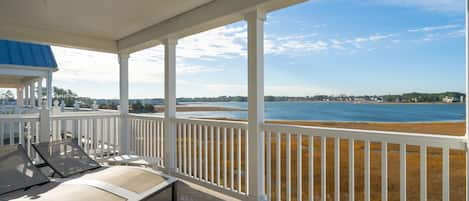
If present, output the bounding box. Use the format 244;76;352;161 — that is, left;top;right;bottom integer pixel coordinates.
443;96;461;103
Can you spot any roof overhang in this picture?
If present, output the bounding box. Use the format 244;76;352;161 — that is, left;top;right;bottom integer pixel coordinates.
0;0;307;54
0;65;52;88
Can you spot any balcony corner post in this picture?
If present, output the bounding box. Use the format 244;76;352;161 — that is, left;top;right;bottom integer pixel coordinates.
119;52;130;155
245;9;267;201
38;101;50;143
163;38;178;174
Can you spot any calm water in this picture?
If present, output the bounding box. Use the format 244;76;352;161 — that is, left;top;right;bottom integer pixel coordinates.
176;102;466;122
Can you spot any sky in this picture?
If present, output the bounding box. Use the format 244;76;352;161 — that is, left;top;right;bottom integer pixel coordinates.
49;0;466;99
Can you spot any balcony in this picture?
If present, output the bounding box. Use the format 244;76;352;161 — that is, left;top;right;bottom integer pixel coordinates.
0;0;468;200
0;110;466;201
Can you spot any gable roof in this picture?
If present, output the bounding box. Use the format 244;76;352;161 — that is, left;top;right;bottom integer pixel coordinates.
0;39;57;68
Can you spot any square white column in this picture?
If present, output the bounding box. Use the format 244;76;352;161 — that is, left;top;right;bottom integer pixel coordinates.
24;85;29;106
16;87;24;106
246;10;266;201
163;38;177;173
30;82;36;107
119;53;130;154
46;72;53;108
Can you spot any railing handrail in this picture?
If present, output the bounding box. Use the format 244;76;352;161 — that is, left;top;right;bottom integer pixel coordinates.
50;111;120;119
264;123;466;150
0;113;40;120
128;113;164;120
175;117;247;128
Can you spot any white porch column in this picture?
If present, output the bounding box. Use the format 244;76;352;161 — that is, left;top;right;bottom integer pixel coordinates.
16;87;24;106
24;85;29;106
163;38;177;173
37;78;43;106
30;82;36;107
119;53;130;154
246;10;266;201
46;72;53;108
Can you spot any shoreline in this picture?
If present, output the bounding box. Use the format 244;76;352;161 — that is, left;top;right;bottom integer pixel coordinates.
204;117;466;136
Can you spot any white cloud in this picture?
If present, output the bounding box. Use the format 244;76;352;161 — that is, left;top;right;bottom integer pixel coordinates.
408;24;460;32
367;0;464;12
448;29;466;38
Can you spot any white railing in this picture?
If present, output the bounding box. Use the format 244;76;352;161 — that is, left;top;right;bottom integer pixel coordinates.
263;123;467;201
50;112;121;160
175;118;249;198
0;114;40;159
128;114;165;168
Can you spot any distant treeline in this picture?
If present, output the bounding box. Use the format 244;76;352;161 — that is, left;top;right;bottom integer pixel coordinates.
178;92;466;103
51;87;466;111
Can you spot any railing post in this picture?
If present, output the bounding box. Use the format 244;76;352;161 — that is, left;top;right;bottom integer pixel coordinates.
163;38;178;174
46;72;53;109
465;1;468;201
246;9;267;201
119;53;130;155
38;102;50;142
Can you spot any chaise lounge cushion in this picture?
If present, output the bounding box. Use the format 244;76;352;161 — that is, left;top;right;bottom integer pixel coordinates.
78;166;168;194
0;182;126;201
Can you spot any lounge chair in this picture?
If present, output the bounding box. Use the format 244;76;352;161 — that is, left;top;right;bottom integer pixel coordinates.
0;144;126;201
31;139;177;201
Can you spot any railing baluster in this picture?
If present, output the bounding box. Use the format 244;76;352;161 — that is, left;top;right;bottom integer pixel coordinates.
217;126;221;185
309;136;314;201
194;125;198;178
230;127;234;189
223;127;227;188
84;119;89;153
264;131;272;200
114;117;118;156
178;123;182;172
211;126;215;183
365;140;370;201
0;121;4;146
420;146;426;201
107;118;111;158
349;139;355;201
334;137;340;201
183;123;187;174
100;119;104;158
160;119;164;166
237;127;242;192
442;146;450;201
199;125;203;179
382;142;388;201
286;133;291;201
9;121;14;145
277;132;282;201
188;124;192;177
321;136;326;201
400;144;407;201
19;121;23;146
204;125;208;181
93;119;98;159
266;131;272;199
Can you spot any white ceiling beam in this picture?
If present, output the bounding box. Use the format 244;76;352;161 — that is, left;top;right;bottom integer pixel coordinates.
117;0;275;53
0;23;118;53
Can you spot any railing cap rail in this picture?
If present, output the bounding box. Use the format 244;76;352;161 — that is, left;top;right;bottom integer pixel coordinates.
264;123;466;150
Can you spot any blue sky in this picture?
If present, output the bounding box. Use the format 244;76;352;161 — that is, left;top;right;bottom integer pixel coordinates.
50;0;466;99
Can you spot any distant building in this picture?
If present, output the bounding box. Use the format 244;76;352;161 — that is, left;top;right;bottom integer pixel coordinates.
443;96;461;103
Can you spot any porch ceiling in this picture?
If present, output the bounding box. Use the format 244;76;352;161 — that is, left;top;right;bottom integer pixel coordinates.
0;75;37;88
0;0;306;54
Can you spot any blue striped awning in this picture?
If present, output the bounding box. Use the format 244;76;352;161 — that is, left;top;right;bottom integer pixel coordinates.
0;39;57;68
